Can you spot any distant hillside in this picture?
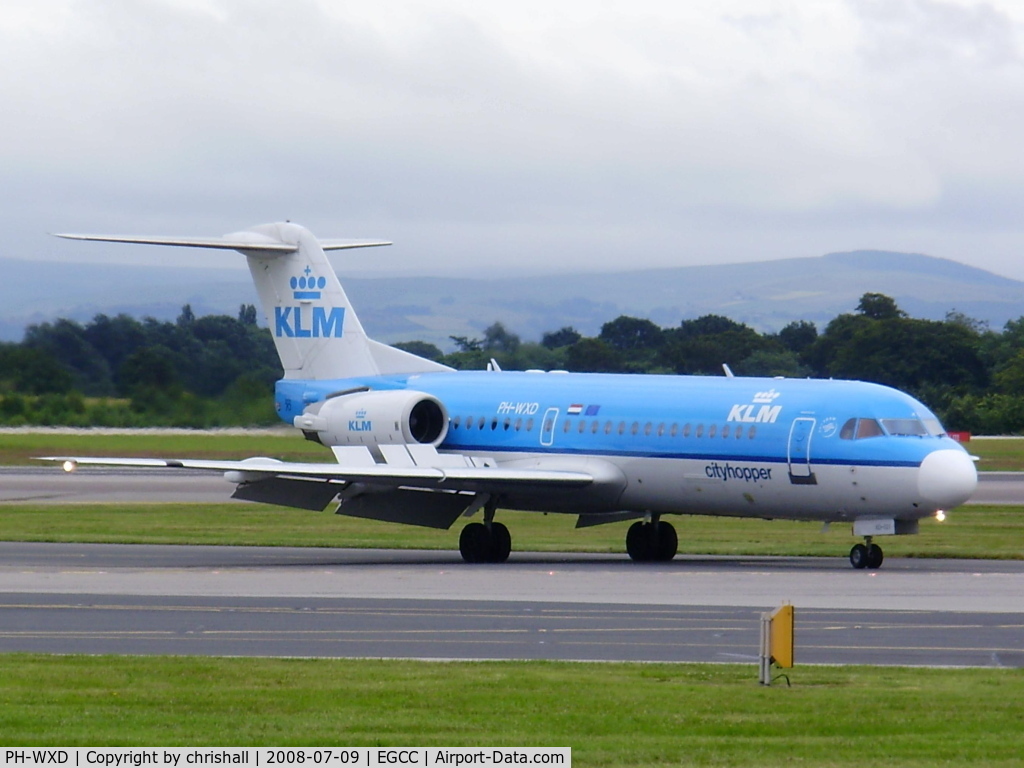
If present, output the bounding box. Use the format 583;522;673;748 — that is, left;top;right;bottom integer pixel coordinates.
5;250;1023;347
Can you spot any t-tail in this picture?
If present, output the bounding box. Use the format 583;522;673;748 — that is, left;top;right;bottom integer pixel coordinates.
56;221;452;380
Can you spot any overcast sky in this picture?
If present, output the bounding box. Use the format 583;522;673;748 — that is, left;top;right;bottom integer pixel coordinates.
4;0;1024;279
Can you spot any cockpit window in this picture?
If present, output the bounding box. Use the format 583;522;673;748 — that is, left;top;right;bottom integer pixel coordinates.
855;419;884;439
839;418;856;440
882;418;928;436
923;418;946;437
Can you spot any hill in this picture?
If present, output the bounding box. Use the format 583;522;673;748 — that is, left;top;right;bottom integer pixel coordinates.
7;250;1023;347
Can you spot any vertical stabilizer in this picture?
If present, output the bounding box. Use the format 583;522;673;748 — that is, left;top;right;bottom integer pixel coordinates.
241;222;378;379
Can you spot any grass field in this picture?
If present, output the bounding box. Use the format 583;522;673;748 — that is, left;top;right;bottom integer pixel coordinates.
0;502;1021;559
1;655;1021;765
0;430;330;465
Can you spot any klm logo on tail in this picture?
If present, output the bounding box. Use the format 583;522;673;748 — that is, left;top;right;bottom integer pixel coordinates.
274;266;345;338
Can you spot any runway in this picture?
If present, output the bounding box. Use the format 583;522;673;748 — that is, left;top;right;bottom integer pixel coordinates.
1;543;1022;667
1;467;1023;666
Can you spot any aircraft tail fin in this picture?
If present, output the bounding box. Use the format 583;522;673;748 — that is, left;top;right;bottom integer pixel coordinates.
56;222;452;380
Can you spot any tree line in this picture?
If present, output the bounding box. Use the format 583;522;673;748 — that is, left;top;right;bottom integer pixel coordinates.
0;305;280;427
0;292;1021;432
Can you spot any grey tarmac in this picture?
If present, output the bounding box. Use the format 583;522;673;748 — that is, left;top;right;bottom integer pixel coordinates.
0;542;1021;667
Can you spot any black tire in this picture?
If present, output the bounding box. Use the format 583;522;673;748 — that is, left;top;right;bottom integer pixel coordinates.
866;543;884;570
655;521;678;561
490;522;512;563
459;522;489;563
626;521;652;561
849;543;869;569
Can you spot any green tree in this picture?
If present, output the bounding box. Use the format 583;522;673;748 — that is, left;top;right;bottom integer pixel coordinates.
541;326;581;350
394;340;445;362
565;338;624;373
857;292;906;320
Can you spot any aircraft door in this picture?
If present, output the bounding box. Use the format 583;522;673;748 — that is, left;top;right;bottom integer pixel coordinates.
540;407;559;447
787;417;817;485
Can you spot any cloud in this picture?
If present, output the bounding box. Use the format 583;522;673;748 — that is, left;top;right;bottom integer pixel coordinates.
2;0;1024;279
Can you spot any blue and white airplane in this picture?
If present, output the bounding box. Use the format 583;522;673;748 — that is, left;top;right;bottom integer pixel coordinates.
51;222;977;569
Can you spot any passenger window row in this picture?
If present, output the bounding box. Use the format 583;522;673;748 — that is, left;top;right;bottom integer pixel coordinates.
449;416;757;440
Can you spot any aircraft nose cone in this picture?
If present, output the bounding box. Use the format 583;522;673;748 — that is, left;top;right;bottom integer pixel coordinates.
918;449;977;508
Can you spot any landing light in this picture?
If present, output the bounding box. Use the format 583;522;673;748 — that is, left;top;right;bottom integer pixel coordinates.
62;460;77;473
936;510;947;523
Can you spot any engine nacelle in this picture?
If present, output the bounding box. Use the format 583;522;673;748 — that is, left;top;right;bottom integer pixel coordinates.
293;390;449;448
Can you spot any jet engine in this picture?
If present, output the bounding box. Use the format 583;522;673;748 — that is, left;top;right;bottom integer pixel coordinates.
294;390;449;448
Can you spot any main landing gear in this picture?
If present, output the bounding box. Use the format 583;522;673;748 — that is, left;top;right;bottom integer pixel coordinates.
459;521;511;563
849;536;884;570
626;518;678;562
459;500;511;563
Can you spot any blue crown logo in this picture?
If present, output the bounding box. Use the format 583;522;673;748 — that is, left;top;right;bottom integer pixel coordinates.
290;266;326;300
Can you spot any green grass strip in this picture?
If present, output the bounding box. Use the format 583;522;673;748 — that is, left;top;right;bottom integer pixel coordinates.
0;655;1021;766
0;503;1020;559
0;431;330;466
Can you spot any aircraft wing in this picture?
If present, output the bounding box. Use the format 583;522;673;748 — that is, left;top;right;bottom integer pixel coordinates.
39;445;602;529
39;454;594;493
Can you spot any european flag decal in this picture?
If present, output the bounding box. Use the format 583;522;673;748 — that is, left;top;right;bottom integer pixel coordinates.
585;404;601;416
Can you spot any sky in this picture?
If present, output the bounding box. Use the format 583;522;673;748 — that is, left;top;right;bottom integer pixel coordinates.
4;0;1024;279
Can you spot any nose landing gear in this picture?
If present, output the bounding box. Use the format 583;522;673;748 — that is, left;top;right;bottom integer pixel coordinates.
850;536;884;570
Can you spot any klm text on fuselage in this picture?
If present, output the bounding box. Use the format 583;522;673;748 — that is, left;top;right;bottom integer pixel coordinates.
274;306;345;338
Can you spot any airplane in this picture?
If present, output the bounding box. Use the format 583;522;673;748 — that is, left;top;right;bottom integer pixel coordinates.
46;221;978;569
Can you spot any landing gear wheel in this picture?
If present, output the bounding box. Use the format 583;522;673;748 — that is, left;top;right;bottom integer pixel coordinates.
460;522;490;563
626;521;653;561
866;543;884;570
626;520;677;562
655;521;678;562
490;522;512;564
459;521;512;563
850;543;869;569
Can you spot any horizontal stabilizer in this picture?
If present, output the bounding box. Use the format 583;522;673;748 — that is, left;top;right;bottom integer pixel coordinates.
55;233;297;252
55;233;392;254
